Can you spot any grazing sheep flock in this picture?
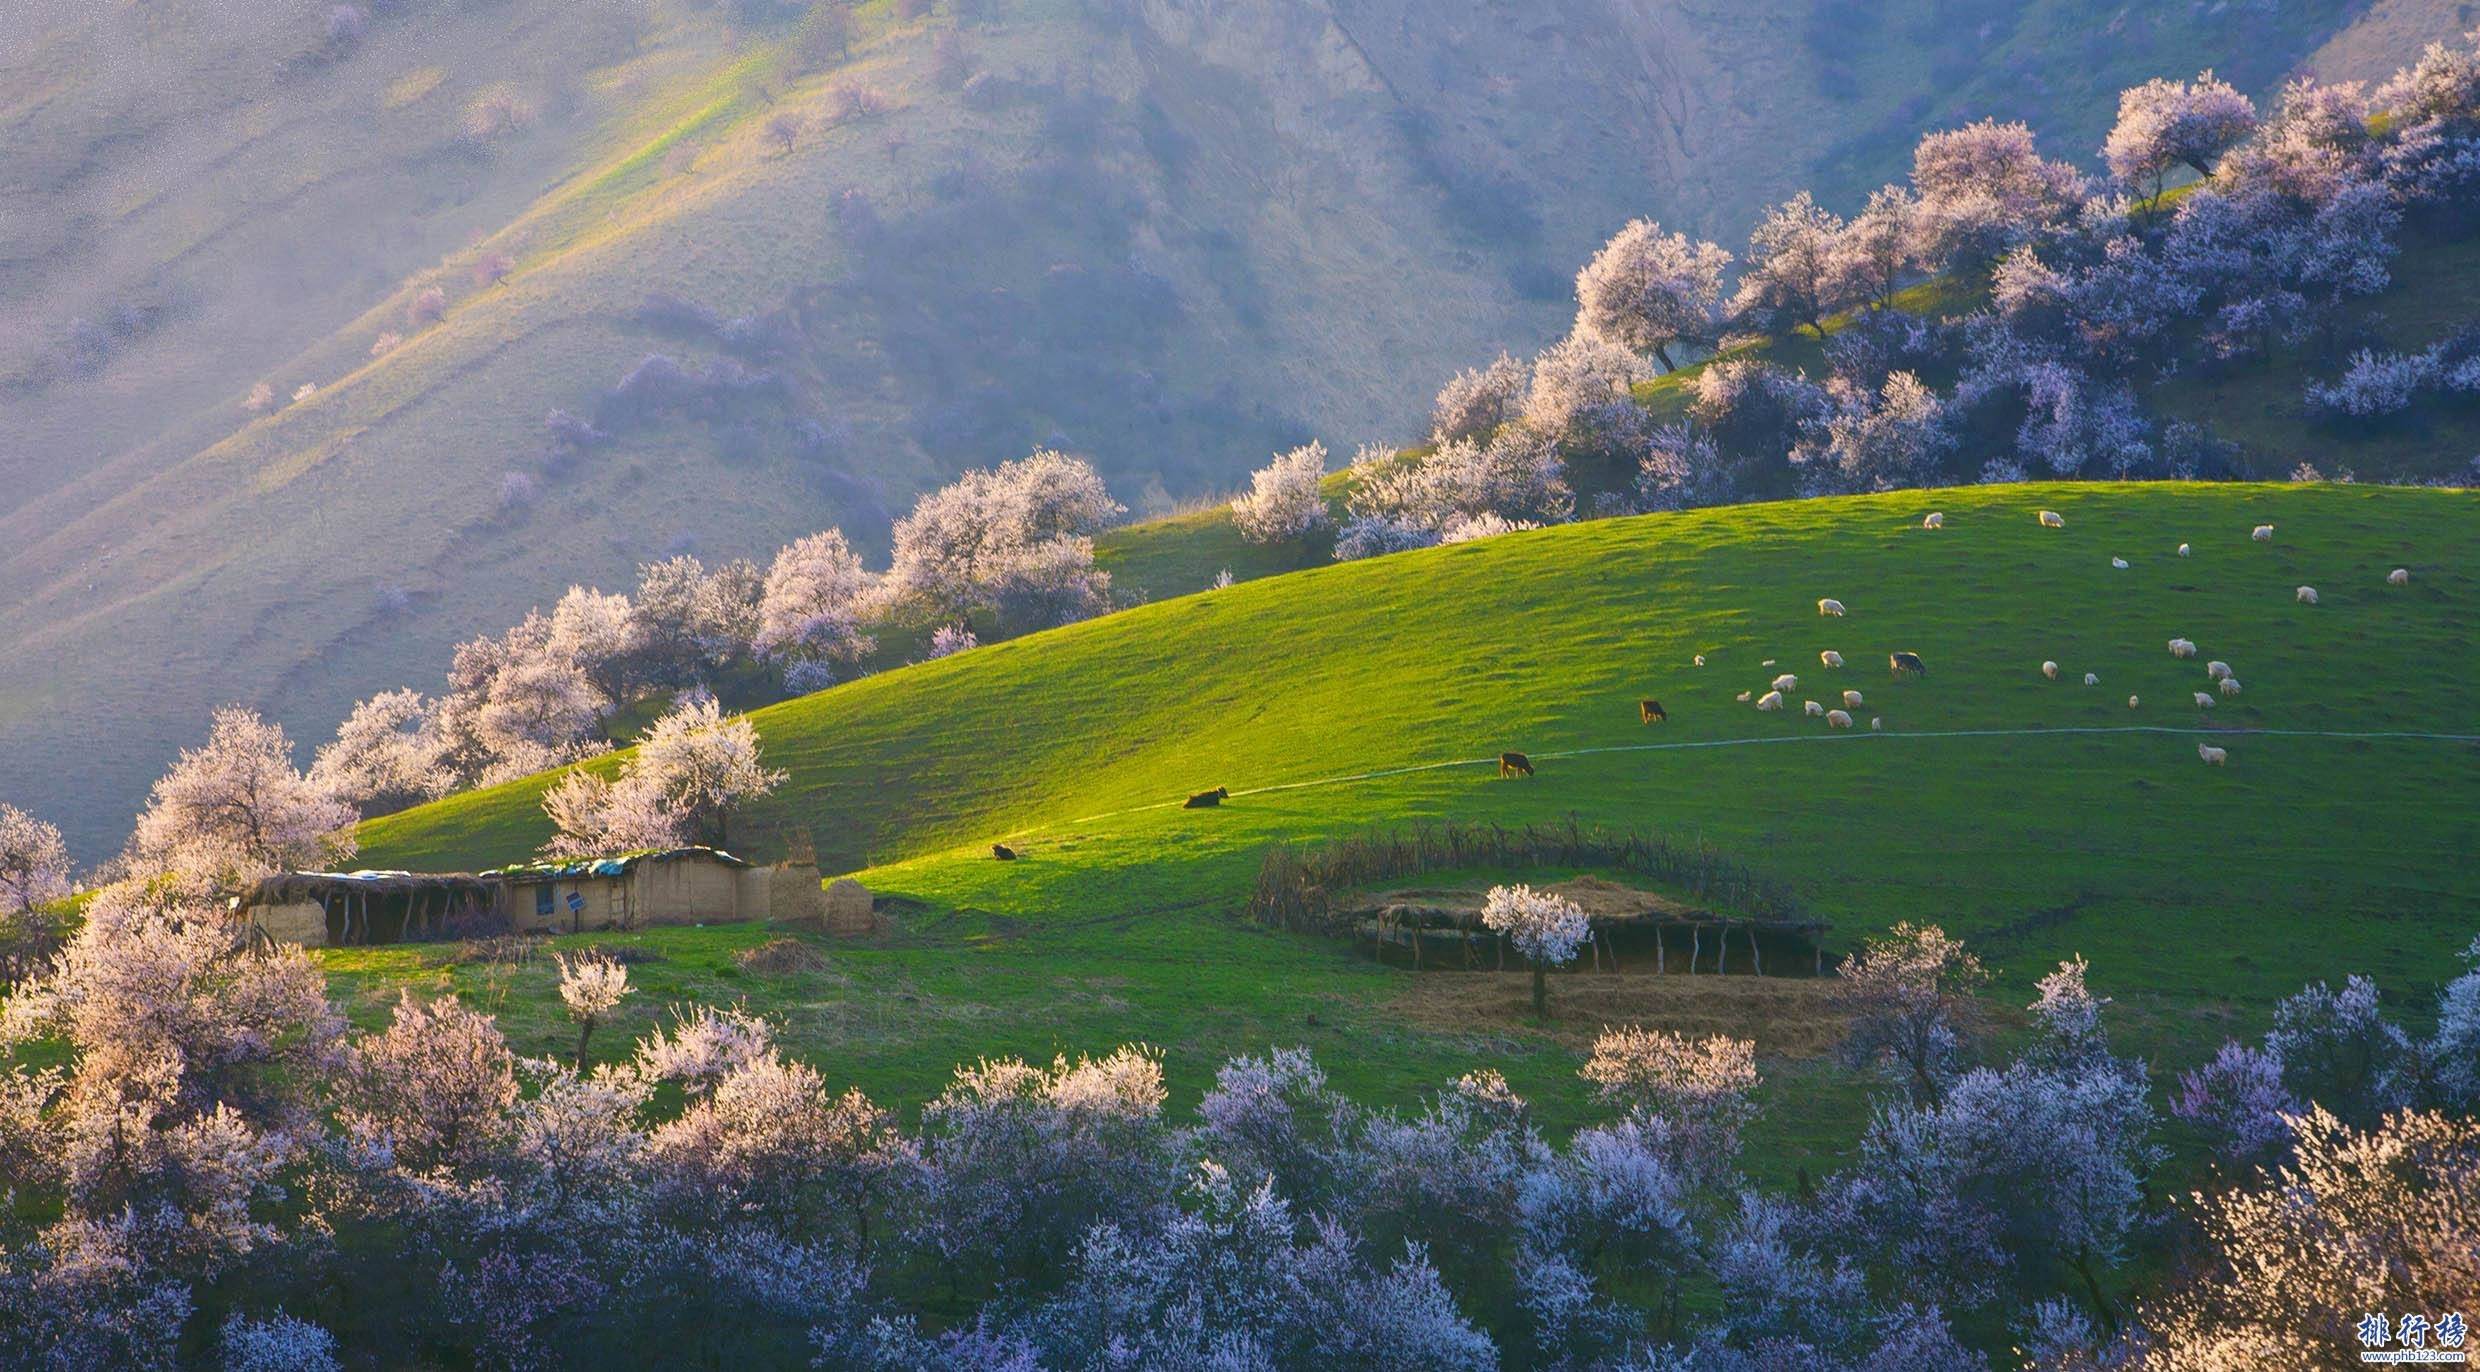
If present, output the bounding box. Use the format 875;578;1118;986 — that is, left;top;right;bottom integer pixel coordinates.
1660;507;2403;780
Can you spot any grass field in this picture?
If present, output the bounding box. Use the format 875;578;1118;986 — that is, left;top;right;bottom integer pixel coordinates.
345;480;2480;1179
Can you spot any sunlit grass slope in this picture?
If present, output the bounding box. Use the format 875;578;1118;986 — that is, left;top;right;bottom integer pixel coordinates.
345;482;2479;1149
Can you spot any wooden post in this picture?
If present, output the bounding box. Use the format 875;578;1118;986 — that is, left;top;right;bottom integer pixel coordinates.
1656;928;1665;974
1690;925;1701;974
1748;926;1763;977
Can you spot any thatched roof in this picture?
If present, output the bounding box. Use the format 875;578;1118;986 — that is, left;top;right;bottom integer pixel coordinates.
241;869;501;906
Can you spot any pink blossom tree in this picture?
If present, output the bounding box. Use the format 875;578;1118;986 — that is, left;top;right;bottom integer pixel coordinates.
1833;921;1988;1102
1430;352;1528;443
1733;192;1851;337
555;952;633;1071
128;707;358;897
1572;219;1732;370
1907;119;2089;271
2103;72;2258;203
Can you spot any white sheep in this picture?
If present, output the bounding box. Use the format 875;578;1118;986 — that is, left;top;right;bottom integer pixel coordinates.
2083;673;2099;686
2194;691;2216;709
2387;568;2410;586
1761;659;1777;668
2219;677;2242;697
1736;690;1752;702
1772;673;1799;693
1818;598;1846;617
2252;524;2275;542
2177;542;2191;557
1804;699;1825;717
2207;660;2232;680
2128;695;2141;709
1694;654;1707;666
1870;716;1883;731
2169;638;2198;659
2198;742;2228;766
2111;556;2129;569
2042;661;2060;680
1842;689;1864;709
2039;510;2065;528
2297;585;2319;605
1756;691;1784;711
1820;650;1844;668
1923;512;1945;529
1826;708;1853;728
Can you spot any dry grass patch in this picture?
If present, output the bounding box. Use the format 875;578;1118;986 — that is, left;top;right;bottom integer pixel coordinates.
735;936;831;976
1393;971;1851;1058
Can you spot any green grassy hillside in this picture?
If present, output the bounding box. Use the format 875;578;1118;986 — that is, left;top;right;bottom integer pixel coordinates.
8;0;2462;860
345;481;2480;1163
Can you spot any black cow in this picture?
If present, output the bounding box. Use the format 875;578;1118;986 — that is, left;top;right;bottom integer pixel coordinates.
1184;787;1231;809
1889;651;1928;679
1640;698;1668;724
1499;751;1535;778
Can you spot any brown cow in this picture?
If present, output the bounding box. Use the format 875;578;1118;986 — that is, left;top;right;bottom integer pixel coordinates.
1639;698;1667;724
1889;651;1928;679
1499;751;1535;778
992;843;1018;861
1184;787;1231;809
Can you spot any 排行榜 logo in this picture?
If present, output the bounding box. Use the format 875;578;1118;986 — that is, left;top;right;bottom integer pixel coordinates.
2360;1311;2468;1364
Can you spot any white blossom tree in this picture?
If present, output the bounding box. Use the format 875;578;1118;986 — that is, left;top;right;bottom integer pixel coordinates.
555;952;633;1071
1430;352;1528;443
0;803;71;916
884;451;1120;629
308;689;451;816
1834;922;1988;1102
540;695;782;854
1573;219;1732;370
1522;332;1648;438
1480;884;1590;1018
128;707;358;897
755;529;879;673
1230;442;1332;545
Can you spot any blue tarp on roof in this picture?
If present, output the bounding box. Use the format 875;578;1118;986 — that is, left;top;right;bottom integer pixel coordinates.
479;845;748;882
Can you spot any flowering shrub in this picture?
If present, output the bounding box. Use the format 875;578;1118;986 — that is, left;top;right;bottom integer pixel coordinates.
1230;442;1332;544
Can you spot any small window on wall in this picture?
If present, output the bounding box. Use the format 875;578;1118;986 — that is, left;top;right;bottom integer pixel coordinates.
536;885;554;919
